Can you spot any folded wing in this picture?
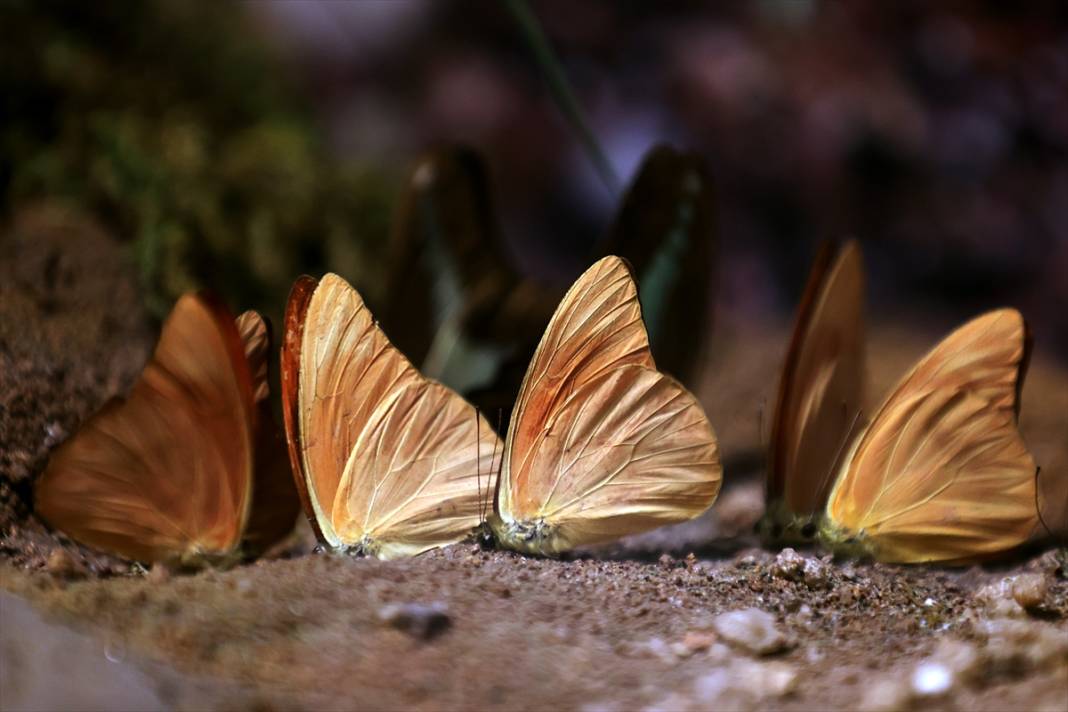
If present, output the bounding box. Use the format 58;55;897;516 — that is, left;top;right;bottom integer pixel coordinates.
35;294;255;563
498;256;721;554
236;310;300;555
766;241;865;535
825;309;1037;563
285;273;500;556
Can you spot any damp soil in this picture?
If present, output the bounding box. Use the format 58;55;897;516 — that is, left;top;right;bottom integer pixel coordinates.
1;209;1066;711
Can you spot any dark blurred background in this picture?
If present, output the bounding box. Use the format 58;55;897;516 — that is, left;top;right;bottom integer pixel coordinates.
4;0;1066;360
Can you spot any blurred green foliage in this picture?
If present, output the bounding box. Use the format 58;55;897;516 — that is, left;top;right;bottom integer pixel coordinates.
1;0;394;318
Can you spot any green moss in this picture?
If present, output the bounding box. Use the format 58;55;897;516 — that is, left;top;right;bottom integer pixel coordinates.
2;0;394;319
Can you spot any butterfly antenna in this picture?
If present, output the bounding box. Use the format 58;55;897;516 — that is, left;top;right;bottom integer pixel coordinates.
484;410;499;522
493;408;505;494
475;407;484;524
1033;466;1065;543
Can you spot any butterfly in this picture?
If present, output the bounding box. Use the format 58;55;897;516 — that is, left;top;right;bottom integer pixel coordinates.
760;241;1040;563
820;307;1039;563
34;293;299;566
486;255;723;556
759;240;865;545
280;273;500;560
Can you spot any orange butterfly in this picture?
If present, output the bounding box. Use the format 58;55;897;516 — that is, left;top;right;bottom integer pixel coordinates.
281;273;500;560
761;241;1040;563
35;294;299;566
820;307;1038;563
760;240;865;545
283;258;721;559
487;256;723;555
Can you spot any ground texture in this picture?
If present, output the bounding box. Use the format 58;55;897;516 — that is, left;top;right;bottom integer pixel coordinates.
1;209;1066;711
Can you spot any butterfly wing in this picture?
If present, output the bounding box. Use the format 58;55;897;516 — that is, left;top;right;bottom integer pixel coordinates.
236;311;300;555
35;294;256;563
281;275;324;542
763;240;865;542
496;256;721;555
283;273;500;556
332;379;501;559
823;309;1037;563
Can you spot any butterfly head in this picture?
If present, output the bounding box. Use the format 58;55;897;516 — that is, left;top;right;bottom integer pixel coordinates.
491;516;560;557
756;500;821;547
345;535;380;559
817;517;872;560
470;519;498;550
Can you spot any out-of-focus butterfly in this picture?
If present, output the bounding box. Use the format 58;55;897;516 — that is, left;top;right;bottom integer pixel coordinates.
280;273;500;560
757;240;1040;563
35;294;300;566
759;240;865;545
487;255;723;556
379;144;717;431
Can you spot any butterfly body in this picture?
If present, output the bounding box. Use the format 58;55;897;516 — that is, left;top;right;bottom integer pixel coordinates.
489;515;555;556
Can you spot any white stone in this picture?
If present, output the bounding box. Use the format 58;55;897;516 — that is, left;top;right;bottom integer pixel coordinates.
712;608;789;655
771;548;829;588
692;660;796;707
911;662;952;696
858;678;910;712
974;578;1025;618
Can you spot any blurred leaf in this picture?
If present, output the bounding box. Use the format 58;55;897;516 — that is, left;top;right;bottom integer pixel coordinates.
502;0;619;196
597;145;718;386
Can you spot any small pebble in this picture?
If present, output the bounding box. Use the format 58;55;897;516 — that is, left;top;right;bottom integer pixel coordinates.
43;421;66;447
692;660;796;708
377;602;450;640
1010;573;1049;610
974;578;1025;618
712;608;789;655
772;548;829;588
747;660;798;697
911;661;953;697
771;548;805;579
859;678;910;712
676;630;718;656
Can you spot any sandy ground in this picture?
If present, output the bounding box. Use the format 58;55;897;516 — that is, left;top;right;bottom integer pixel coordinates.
1;207;1066;711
